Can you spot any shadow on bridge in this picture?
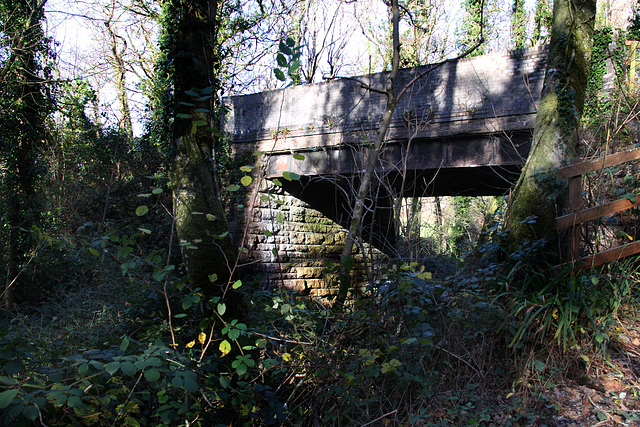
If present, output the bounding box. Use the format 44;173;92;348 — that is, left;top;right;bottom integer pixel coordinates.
226;46;549;254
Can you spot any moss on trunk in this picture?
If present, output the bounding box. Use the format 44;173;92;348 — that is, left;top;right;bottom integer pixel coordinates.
506;0;596;249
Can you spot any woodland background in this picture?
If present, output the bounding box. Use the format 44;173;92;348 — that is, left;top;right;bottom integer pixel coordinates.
2;0;640;425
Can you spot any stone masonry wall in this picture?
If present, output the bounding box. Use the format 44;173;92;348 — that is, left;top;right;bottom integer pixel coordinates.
230;178;382;296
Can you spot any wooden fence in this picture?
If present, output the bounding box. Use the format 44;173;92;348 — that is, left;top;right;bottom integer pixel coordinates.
555;147;640;269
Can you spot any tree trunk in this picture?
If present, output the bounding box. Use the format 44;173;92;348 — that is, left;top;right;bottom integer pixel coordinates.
104;18;134;141
335;0;400;308
1;0;49;310
165;0;238;302
505;0;596;248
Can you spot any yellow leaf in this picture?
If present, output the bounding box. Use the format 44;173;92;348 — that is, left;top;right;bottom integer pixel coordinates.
186;340;195;349
282;353;291;362
198;332;206;345
219;340;231;357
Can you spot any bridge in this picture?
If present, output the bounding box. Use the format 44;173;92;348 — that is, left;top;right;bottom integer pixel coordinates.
222;45;610;294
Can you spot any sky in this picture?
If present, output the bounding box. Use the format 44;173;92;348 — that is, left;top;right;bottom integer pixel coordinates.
41;0;636;138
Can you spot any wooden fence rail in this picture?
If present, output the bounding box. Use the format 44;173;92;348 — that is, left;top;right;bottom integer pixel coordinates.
555;146;640;269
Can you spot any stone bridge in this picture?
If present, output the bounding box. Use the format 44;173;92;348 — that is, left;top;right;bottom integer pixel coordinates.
222;45;610;294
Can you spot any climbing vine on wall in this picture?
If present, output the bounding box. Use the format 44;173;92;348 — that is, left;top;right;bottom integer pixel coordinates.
584;27;614;120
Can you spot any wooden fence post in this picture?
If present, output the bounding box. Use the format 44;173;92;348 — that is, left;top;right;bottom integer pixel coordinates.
567;174;582;263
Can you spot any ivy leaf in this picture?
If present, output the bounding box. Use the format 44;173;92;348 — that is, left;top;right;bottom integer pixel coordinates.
276;52;288;67
279;41;292;55
274;68;286;81
289;59;300;75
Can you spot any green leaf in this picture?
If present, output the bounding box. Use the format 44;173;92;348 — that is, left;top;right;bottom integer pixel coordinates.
120;337;130;352
185;89;199;97
623;193;637;204
120;361;137;376
88;247;99;256
208;273;218;283
67;395;83;409
341;255;355;271
220;376;231;388
276;213;285;223
232;280;242;289
272;248;278;256
217;302;227;316
152;188;163;194
293;153;305;160
0;376;17;386
276;53;288;67
22;405;39;421
138;228;151;234
272;179;283;187
49;390;67;406
263;230;273;237
144;367;161;382
279;40;292;55
240;165;254;172
227;184;240;192
241;176;253;186
274;68;286;81
105;362;120;376
289;59;300;75
135;205;149;216
286;37;296;47
194;108;210;113
282;171;300;181
4;360;22;376
256;338;267;348
0;389;19;409
176;113;192;119
182;375;198;393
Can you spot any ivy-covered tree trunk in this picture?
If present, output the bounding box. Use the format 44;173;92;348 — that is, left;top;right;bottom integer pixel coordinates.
162;0;238;301
0;0;51;310
506;0;596;248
